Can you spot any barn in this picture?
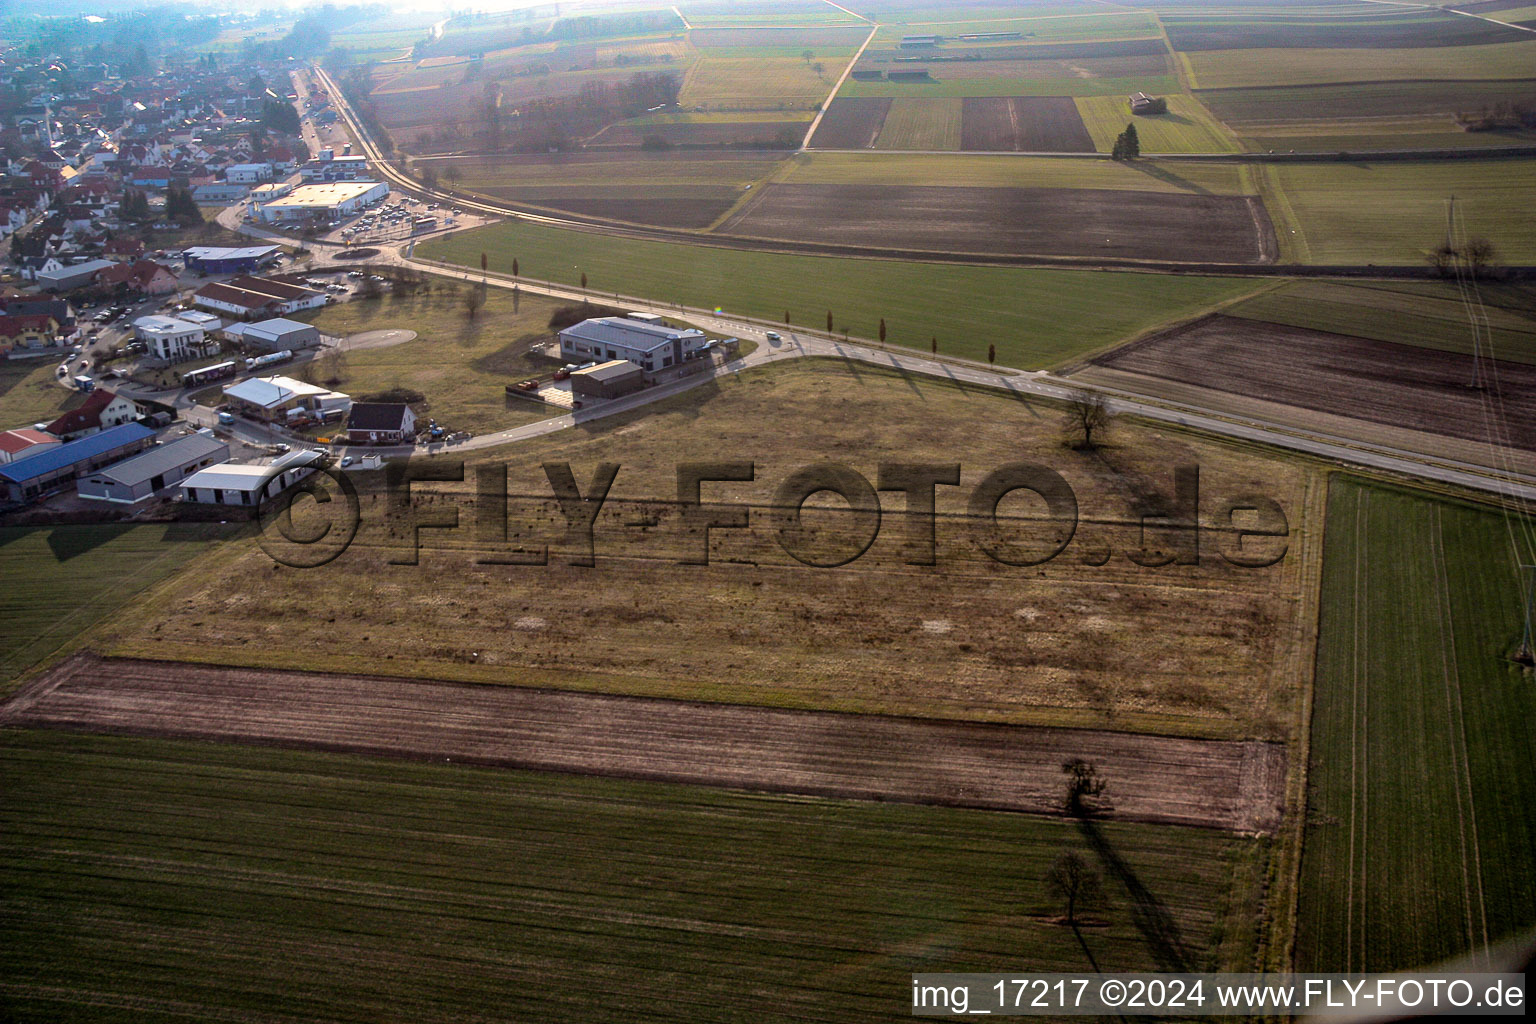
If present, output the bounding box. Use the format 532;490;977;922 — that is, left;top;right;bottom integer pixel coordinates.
77;430;229;504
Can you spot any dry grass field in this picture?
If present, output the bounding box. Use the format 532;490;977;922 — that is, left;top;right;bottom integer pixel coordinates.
97;361;1313;742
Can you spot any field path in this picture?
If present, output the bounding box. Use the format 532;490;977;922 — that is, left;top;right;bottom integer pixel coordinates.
1344;487;1368;972
801;23;879;150
1;655;1287;833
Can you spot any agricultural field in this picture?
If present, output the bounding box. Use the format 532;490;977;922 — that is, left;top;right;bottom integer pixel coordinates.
1162;8;1532;51
682;54;849;109
97;359;1309;741
1182;40;1536;90
869;10;1161;43
1223;280;1536;364
1075;94;1240;155
809;96;892;146
592;110;812;148
783;150;1253;193
291;285;565;436
1090;313;1536;451
872;97;963;150
959;96;1094;152
1257;159;1536;264
836;71;1181;98
419;219;1266;364
0;524;228;690
0;731;1269;1021
1296;478;1536;972
719;182;1272;261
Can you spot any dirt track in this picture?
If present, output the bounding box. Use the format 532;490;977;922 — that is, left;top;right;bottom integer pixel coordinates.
2;655;1287;833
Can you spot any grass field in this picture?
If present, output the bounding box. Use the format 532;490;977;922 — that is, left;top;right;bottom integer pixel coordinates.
837;73;1182;99
1225;280;1536;363
871;11;1160;42
0;524;228;689
1183;41;1536;89
872;97;962;149
782;151;1252;193
294;287;566;436
1258;159;1536;264
1075;94;1240;154
1296;477;1536;971
420;221;1264;365
682;55;845;109
104;358;1308;740
424;152;781;189
0;730;1268;1021
0;358;78;431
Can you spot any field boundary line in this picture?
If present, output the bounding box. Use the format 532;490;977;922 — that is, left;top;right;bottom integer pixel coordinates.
1343;485;1368;973
1430;504;1494;964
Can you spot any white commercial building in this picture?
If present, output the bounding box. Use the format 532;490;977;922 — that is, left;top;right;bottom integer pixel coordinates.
180;449;324;507
255;181;388;225
558;316;708;374
225;163;274;184
222;374;350;423
133;314;215;362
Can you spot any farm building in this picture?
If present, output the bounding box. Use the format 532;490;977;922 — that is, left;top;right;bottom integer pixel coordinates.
256;181;388;225
900;35;941;47
558;317;706;374
36;259;115;292
44;388;143;441
180;449;324;507
181;245;281;274
0;422;155;503
345;403;416;445
571;360;644;401
227;317;321;352
133;315;217;362
77;430;228;504
222;375;349;423
0;428;61;465
1130;92;1162;114
192;182;250;204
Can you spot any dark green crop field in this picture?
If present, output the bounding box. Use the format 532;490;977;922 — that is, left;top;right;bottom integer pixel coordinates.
1297;477;1536;972
0;731;1267;1022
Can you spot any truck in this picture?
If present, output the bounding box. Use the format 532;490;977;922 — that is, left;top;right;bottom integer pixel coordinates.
244;349;294;371
72;374;94;393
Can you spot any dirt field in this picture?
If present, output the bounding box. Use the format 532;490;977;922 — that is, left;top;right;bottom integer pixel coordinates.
1163;11;1531;50
1;655;1288;832
719;183;1274;262
689;26;870;47
1093;314;1536;449
961;96;1095;152
862;39;1170;63
809;96;891;148
488;192;739;227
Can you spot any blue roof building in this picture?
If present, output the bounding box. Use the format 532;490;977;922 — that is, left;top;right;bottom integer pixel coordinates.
0;422;155;503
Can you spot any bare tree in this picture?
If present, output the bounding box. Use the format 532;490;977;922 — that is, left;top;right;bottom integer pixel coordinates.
1064;393;1111;450
1045;850;1105;927
1427;242;1458;276
1061;758;1107;816
1464;236;1498;277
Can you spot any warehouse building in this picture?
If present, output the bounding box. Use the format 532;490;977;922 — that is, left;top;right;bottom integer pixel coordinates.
227;317;321;352
180;449;324;507
256;181;388;225
77;430;228;504
0;422;155;503
0;428;60;465
222;374;350;423
247;182;295;204
192;182;250;204
225;163;274;184
36;258;115;292
570;359;644;401
558;317;707;374
193;276;325;318
181;245;281;274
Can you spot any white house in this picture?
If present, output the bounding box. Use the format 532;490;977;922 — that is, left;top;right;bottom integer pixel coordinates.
224;162;273;184
133;314;215;362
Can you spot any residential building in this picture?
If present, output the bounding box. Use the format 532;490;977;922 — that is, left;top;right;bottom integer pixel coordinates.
133;314;214;362
0;313;61;351
44;388;142;440
345;403;416;445
96;259;178;296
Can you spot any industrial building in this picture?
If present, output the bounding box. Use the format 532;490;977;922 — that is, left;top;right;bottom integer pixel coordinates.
227;317;321;352
181;245;281;274
255;181;388;225
299;154;370;182
225;163;274;184
35;258;115;292
0;422;155;503
180;449;324;507
570;360;644;400
192;182;250;204
0;428;60;465
193;276;326;318
221;375;349;423
247;182;295;204
558;316;707;374
77;430;228;504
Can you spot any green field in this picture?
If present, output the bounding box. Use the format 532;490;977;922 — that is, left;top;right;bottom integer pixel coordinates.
0;730;1267;1021
0;524;228;689
424;152;780;189
419;221;1264;366
1256;159;1536;264
682;55;845;109
871;11;1160;42
1184;41;1536;90
1297;477;1536;971
873;97;962;150
782;151;1252;193
0;357;76;431
1075;94;1240;155
1225;280;1536;362
837;73;1181;99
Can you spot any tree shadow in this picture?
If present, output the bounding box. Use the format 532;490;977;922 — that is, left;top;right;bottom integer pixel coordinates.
1123;161;1213;195
1072;923;1104;973
1076;818;1193;972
